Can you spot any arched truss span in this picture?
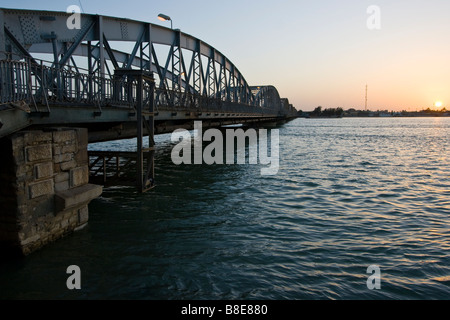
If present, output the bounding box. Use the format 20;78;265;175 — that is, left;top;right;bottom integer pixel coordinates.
251;86;282;110
0;8;296;115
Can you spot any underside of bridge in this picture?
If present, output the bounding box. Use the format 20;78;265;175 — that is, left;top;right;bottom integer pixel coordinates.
0;8;298;257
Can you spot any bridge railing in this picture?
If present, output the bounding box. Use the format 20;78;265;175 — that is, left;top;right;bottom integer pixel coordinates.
0;58;131;108
0;59;31;104
1;57;292;116
154;88;276;115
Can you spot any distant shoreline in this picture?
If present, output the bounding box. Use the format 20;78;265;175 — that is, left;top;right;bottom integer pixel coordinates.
299;115;450;118
299;111;450;118
297;107;450;118
298;115;450;119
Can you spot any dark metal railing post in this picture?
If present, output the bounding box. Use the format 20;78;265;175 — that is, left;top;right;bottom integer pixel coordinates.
136;74;144;192
115;68;155;193
146;77;155;186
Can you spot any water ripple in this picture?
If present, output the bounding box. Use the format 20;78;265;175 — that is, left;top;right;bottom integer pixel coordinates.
1;118;449;300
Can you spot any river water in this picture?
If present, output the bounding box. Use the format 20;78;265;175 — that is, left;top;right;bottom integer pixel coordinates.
1;117;449;300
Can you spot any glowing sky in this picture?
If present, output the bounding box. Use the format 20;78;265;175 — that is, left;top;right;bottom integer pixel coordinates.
3;0;450;111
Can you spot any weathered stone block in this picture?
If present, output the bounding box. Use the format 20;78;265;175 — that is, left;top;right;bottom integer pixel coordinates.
53;145;62;156
53;130;77;144
26;144;52;162
62;144;78;154
60;160;77;171
16;164;31;178
55;184;102;212
74;149;88;166
78;206;89;224
34;162;53;180
68;213;79;225
55;144;77;155
55;180;70;192
54;153;73;164
54;172;69;183
31;196;55;217
24;131;52;145
29;179;54;199
19;234;40;246
60;219;69;229
70;166;89;187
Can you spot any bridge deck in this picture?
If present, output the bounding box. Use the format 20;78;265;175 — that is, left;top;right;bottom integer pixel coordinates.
0;58;296;141
0;8;297;142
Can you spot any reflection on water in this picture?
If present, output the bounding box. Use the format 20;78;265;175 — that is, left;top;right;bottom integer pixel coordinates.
0;117;449;300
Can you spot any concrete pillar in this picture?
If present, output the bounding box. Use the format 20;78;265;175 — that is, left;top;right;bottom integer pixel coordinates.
0;128;102;258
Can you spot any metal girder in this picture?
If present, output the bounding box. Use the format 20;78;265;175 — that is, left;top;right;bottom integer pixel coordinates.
58;19;95;68
0;8;269;107
0;8;299;195
251;85;282;111
4;26;37;64
0;7;298;135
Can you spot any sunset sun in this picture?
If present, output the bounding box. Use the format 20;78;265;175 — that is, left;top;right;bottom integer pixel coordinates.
434;101;443;108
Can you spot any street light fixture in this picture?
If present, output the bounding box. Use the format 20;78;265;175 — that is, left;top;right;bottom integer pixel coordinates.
157;13;172;29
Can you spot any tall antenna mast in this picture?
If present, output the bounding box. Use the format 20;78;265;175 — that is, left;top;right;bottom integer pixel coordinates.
365;84;368;111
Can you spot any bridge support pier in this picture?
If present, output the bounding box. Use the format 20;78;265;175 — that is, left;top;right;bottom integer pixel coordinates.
0;128;102;258
115;69;156;193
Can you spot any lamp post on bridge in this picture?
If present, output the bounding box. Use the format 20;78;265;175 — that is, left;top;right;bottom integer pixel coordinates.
157;13;172;29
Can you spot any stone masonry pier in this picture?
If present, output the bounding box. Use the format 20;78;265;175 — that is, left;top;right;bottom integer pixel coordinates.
0;128;102;257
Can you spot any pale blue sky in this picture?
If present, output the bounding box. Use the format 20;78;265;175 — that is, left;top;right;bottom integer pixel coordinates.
3;0;450;111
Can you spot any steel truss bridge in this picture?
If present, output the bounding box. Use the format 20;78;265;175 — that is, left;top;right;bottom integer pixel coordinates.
0;8;297;191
